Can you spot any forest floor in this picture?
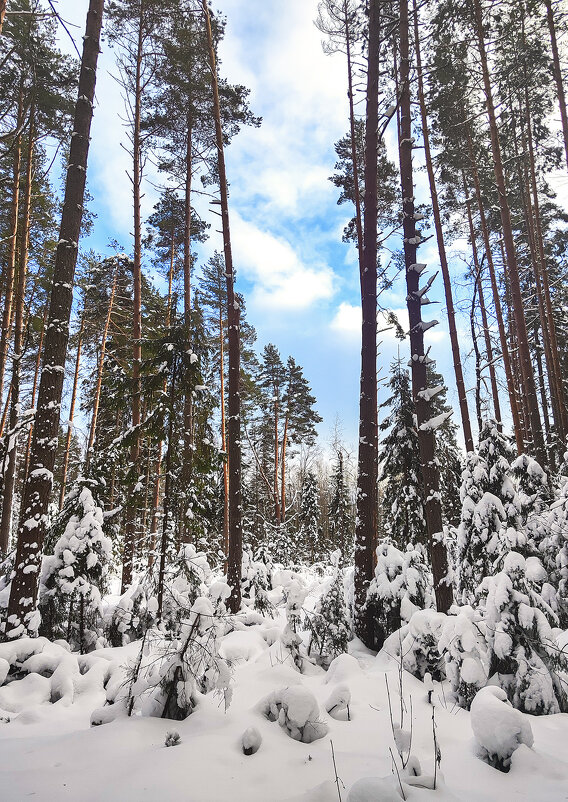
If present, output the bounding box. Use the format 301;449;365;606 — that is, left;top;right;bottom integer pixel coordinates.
1;578;568;801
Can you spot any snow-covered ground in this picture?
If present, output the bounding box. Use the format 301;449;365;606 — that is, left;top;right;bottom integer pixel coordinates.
1;615;567;801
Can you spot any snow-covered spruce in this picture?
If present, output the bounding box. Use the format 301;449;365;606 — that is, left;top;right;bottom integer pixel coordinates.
159;543;212;634
457;420;519;602
240;549;274;617
476;550;568;714
365;539;431;649
308;551;351;665
39;483;111;652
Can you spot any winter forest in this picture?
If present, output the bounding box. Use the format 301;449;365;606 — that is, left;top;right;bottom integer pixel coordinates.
0;0;567;799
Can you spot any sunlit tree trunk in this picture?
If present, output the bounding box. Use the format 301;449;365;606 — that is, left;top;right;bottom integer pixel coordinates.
203;0;243;613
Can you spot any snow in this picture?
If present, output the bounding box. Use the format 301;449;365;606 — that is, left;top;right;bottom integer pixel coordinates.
470;686;534;770
0;584;568;800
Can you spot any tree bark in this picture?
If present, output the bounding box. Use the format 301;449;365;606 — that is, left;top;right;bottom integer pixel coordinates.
469;0;545;464
85;264;118;471
203;0;243;613
354;0;380;645
464;191;502;427
121;2;145;591
58;316;84;510
0;102;35;557
22;305;48;488
0;85;24;404
544;0;568;169
4;0;104;638
413;0;473;452
400;0;452;613
466;131;523;453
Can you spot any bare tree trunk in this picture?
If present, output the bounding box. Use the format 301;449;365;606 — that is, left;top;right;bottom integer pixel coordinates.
0;85;24;402
121;3;145;592
85;264;118;471
0;0;6;36
470;277;483;433
4;0;104;638
219;302;229;559
400;0;452;613
59;316;84;510
203;0;243;613
414;0;473;452
157;359;176;619
354;0;380;645
544;0;568;169
523;83;568;442
470;0;545;464
280;413;289;523
0;102;35;556
22;305;48;487
466;133;523;453
464;191;502;426
180;116;194;542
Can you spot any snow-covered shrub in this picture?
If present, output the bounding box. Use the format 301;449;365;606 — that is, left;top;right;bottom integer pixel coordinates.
39;484;111;652
439;607;488;709
388;609;446;682
240;549;274;617
160;544;212;634
165;730;181;747
126;596;232;720
107;573;158;646
470;686;533;772
476;551;568;714
308;552;350;665
258;686;328;743
365;540;431;649
325;684;351;720
280;576;308;671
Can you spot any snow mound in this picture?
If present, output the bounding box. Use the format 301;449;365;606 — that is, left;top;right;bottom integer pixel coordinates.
347;776;402;801
325;653;361;684
470;686;534;771
219;629;268;663
258;686;328;743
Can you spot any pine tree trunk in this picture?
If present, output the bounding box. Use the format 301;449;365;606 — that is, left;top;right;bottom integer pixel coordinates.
464;192;502;426
203;0;243;613
523;84;568;442
544;0;568;169
0;102;35;556
121;4;145;591
0;1;6;35
470;279;483;434
59;316;84;510
181;116;194;542
344;4;364;285
0;85;24;405
413;0;473;452
22;305;48;488
399;0;452;613
157;359;176;619
469;0;545;464
280;413;289;523
85;264;118;471
219;303;229;559
466;133;523;453
354;0;380;645
4;0;104;638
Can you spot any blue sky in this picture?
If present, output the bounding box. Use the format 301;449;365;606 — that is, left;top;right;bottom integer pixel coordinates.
53;0;502;454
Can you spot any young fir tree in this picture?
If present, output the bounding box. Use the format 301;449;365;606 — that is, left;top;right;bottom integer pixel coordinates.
39;480;111;652
378;359;426;550
458;420;519;601
308;551;350;664
297;471;321;564
328;450;354;560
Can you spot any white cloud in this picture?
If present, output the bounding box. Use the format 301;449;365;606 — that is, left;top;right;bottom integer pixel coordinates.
330;303;448;345
330;302;360;336
230;213;336;310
